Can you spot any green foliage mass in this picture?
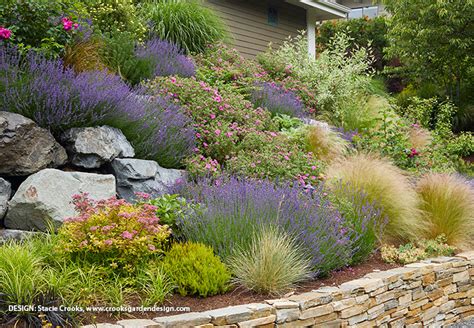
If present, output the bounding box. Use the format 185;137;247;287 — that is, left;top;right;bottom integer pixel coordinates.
161;242;231;297
142;0;228;54
383;0;474;103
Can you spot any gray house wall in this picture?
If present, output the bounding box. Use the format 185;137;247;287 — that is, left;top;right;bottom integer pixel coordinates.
205;0;306;58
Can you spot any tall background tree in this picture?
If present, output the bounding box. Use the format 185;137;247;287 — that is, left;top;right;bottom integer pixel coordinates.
383;0;474;104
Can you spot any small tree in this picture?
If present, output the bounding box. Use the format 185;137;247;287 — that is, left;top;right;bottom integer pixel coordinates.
383;0;474;103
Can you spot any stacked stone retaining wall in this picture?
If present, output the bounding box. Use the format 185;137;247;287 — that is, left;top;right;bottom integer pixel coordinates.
84;252;474;328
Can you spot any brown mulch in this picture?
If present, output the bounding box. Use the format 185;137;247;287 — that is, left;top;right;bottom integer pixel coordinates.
83;252;398;324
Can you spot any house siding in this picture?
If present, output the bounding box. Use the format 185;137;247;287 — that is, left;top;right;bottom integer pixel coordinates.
205;0;306;58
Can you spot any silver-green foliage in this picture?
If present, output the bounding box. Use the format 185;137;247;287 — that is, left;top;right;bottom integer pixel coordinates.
228;227;312;295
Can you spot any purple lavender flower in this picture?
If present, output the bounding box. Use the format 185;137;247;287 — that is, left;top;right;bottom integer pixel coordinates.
176;177;357;274
0;45;195;168
333;127;359;144
251;82;305;118
135;38;195;78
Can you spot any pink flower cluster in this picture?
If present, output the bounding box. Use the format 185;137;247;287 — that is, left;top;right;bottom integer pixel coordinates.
0;27;12;40
61;17;79;31
408;148;420;158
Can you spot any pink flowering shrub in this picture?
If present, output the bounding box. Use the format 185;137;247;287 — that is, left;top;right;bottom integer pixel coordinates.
226;131;323;182
147;76;324;181
56;193;171;271
147;76;275;163
194;43;265;93
195;44;318;114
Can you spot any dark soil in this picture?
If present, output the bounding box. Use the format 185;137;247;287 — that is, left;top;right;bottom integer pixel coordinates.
84;252;398;325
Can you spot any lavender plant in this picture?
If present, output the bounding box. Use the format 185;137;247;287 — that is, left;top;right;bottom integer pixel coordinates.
328;183;386;264
175;177;366;275
135;38;195;78
251;82;305;118
0;46;195;168
112;95;196;168
102;34;195;85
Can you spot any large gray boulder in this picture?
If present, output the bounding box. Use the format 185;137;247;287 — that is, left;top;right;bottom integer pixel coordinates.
0;178;11;220
0;111;67;176
0;229;41;244
111;158;185;202
60;125;135;168
5;169;116;231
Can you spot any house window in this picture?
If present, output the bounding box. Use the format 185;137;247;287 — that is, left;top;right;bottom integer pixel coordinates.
268;7;278;26
348;5;379;19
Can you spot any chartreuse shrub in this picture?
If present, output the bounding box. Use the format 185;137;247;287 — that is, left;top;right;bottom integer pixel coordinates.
56;193;171;272
228;227;311;295
142;0;228;54
176;177;379;275
381;235;455;265
416;173;474;249
86;0;146;39
161;242;230;297
326;153;422;242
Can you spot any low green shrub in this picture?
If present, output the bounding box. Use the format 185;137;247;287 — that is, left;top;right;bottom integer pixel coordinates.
142;0;228;54
416;173;474;249
381;235;455;264
161;242;230;297
56;193;171;272
228;227;311;295
141;193;198;230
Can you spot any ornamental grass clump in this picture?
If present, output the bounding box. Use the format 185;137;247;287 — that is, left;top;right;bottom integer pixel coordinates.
0;241;75;327
416;173;474;249
177;177;368;275
326;153;421;242
56;193;171;272
251;82;305;118
228;227;312;295
143;0;228;54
